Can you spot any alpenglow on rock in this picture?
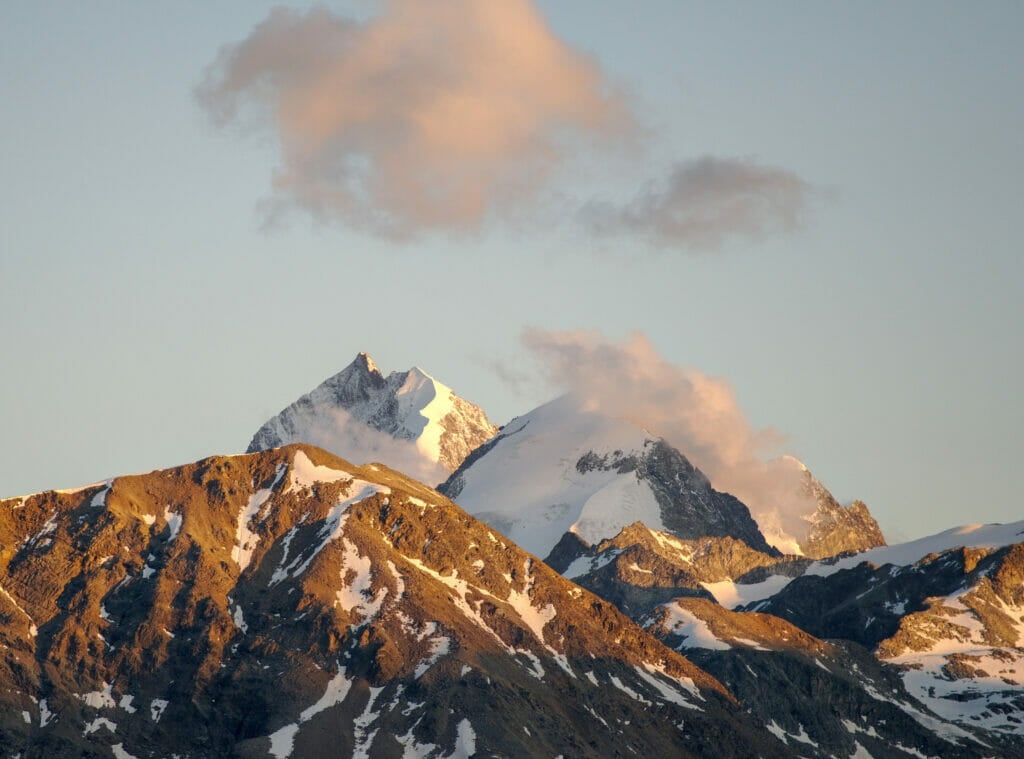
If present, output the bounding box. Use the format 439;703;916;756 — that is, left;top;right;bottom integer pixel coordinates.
797;463;886;559
248;353;498;484
0;444;796;759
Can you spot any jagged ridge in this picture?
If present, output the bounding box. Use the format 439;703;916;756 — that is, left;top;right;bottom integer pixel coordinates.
248;353;498;480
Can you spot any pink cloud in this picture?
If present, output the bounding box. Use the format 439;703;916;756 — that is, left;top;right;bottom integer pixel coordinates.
522;328;819;542
197;1;630;236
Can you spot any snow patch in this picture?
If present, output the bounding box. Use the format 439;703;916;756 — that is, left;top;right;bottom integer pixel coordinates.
163;506;182;541
335;538;387;624
288;480;389;577
266;668;355;759
351;686;385;759
564;548;621;580
32;512;59;544
268;723;299;759
395;728;436;758
442;719;476;759
700;575;793;609
269;527;298;587
414;637;451;679
288;451;351;492
656;603;730;650
90;481;113;508
505;559;556;644
0;583;33;628
231;493;271;569
83;716;117;735
80;682;116;709
608;674;651;705
636;663;699;706
519;650;545;679
400;556;511;651
232;605;247;634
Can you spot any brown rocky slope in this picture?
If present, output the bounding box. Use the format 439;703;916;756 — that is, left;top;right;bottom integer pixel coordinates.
0;444;790;759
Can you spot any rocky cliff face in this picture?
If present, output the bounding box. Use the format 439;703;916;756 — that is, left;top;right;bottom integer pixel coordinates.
798;466;886;559
0;445;792;759
545;522;804;620
248;353;498;482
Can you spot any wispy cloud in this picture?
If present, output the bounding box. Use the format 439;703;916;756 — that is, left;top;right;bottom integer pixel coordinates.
520;328;818;544
581;156;812;250
304;408;449;487
196;1;629;237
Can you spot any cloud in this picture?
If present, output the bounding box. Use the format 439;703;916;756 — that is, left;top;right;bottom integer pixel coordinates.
581;156;812;250
304;408;449;487
520;328;818;545
196;1;629;237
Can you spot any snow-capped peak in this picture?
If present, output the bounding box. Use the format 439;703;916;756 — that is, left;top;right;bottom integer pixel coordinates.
439;394;773;560
247;353;498;483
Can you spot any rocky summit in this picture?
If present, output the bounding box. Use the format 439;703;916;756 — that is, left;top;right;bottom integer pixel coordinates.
0;445;792;759
248;354;498;483
796;464;886;559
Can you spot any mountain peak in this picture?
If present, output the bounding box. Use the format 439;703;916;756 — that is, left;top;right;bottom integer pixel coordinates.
247;355;498;483
439;395;775;559
797;464;886;559
352;351;380;376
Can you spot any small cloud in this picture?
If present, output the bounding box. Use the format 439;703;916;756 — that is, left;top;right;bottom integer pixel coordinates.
581;156;812;250
520;328;819;541
304;408;449;487
196;1;630;237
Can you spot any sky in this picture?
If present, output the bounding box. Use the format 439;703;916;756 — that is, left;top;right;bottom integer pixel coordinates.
2;1;1021;543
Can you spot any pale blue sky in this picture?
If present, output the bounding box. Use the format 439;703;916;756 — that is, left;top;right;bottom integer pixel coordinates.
2;2;1021;542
